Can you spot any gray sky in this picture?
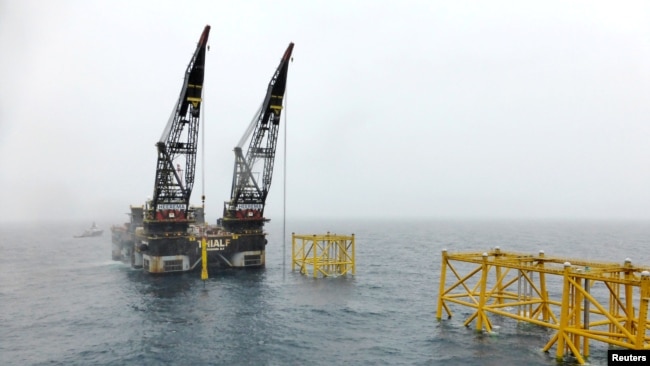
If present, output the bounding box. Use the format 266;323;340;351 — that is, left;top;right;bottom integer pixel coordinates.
1;0;649;223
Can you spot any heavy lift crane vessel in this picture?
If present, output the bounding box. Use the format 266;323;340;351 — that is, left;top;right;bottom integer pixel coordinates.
112;33;294;272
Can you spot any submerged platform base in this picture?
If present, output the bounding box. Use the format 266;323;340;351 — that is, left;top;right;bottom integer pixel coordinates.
437;248;650;364
292;232;355;278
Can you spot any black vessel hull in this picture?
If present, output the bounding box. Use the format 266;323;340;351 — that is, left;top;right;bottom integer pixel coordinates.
111;225;266;274
203;232;266;268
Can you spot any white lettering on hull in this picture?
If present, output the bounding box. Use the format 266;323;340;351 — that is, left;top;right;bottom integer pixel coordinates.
205;238;231;250
157;204;187;210
236;204;263;210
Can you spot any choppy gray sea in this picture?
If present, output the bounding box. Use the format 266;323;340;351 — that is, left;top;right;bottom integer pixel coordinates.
2;218;649;365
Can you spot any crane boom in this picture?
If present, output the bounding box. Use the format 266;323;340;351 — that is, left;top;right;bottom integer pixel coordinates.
223;43;294;232
148;25;211;230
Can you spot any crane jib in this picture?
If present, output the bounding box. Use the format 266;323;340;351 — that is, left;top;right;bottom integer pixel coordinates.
222;42;293;233
149;25;210;218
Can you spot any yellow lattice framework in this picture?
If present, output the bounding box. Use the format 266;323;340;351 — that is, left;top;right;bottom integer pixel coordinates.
292;233;355;278
436;248;650;364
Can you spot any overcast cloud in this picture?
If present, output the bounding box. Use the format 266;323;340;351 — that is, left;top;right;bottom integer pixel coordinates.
1;0;649;223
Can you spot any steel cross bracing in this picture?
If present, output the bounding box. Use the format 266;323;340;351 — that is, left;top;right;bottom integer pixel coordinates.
153;124;198;206
231;118;280;207
292;233;356;278
437;248;650;365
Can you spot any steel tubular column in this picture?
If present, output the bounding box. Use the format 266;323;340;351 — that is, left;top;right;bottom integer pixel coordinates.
436;249;450;320
636;272;650;348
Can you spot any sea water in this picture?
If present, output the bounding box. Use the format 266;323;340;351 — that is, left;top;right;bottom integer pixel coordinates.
1;218;648;365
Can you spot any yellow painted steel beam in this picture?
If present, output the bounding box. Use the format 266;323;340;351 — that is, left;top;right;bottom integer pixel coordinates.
436;250;450;319
201;236;208;280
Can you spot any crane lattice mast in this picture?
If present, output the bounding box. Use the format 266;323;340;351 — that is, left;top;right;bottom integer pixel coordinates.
223;43;294;232
147;25;210;230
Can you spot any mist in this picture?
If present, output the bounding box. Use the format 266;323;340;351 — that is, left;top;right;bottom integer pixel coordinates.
1;0;648;224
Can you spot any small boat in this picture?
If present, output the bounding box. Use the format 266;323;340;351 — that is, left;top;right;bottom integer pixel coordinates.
75;222;104;238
